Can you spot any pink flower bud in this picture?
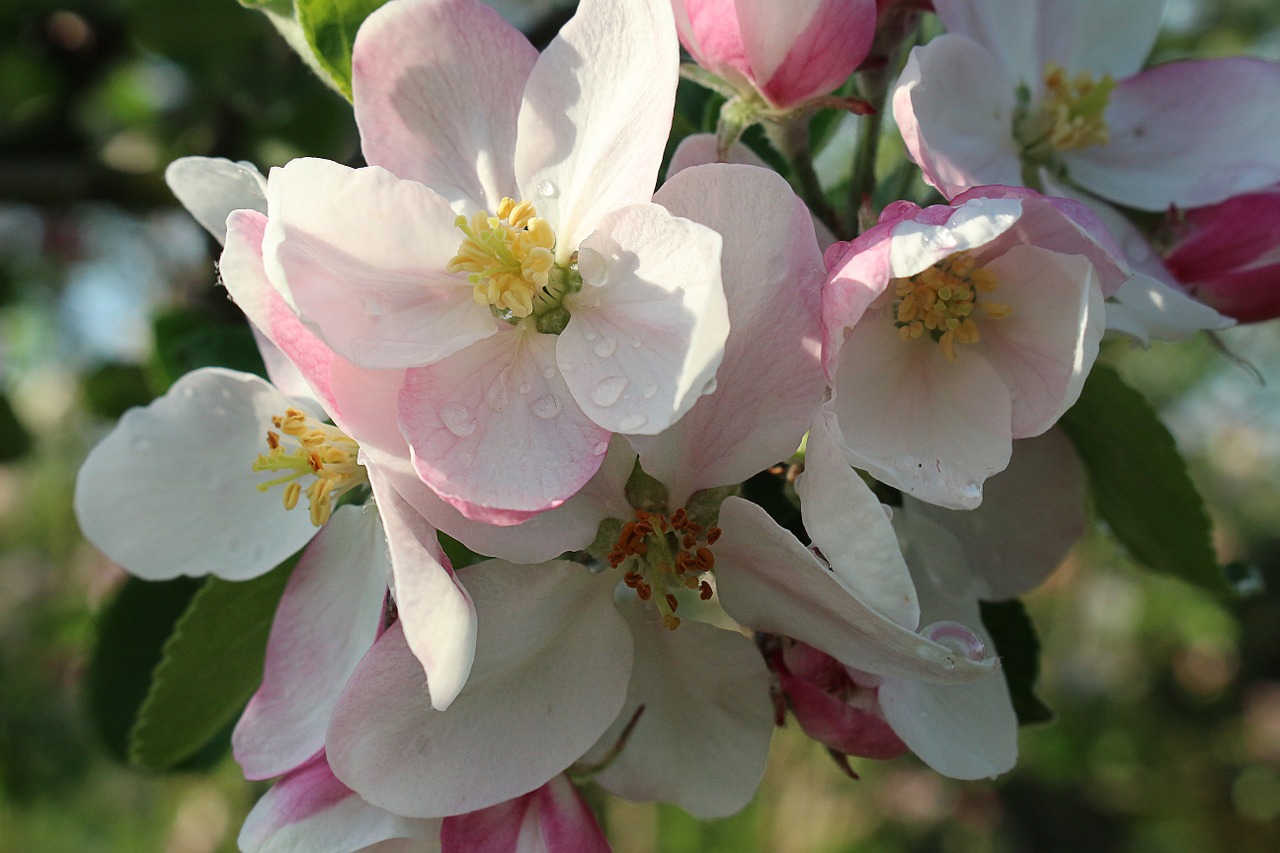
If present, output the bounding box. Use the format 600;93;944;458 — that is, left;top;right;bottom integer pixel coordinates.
1163;186;1280;323
672;0;877;109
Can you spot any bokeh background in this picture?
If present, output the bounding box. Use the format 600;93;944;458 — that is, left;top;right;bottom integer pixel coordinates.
2;0;1279;850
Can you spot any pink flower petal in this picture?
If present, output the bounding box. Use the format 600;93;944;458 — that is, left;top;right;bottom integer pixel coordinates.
352;0;536;211
263;159;494;368
514;0;678;251
744;0;876;108
441;775;610;853
234;506;390;780
398;325;609;523
327;561;630;819
559;201;727;437
628;164;824;504
673;0;753;87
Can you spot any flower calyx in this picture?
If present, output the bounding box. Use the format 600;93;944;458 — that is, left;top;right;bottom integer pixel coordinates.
252;407;367;526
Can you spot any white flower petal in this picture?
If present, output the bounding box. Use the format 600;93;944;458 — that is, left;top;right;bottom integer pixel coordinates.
165;156;266;245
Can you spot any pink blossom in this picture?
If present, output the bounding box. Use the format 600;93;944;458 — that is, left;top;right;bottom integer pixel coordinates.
1163;186;1280;324
672;0;877;109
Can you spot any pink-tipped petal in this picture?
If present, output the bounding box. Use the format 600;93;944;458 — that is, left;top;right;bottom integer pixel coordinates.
367;466;476;712
559;202;727;437
628;164;823;503
73;368;317;581
714;497;996;682
441;775;610;853
892;35;1023;199
399;326;609;523
740;0;876;108
234;506;390;780
581;604;773;819
239;753;439;853
263;159;493;368
327;561;630;819
353;0;536;210
515;0;678;251
1067;59;1280;210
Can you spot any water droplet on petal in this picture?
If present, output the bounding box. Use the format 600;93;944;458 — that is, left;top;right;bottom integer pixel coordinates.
700;377;718;396
531;395;561;420
130;437;153;451
536;180;559;198
179;387;195;400
922;620;987;662
576;247;607;285
593;337;617;358
618;413;647;432
631;338;642;349
585;330;597;342
941;657;956;671
365;295;386;316
518;382;532;395
592;376;628;408
642;384;657;399
439;403;476;437
592;440;609;456
542;366;556;379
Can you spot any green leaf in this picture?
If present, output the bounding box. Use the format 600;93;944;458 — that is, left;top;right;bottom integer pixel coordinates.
128;558;296;769
1059;365;1226;593
85;577;203;763
150;307;266;392
980;599;1053;726
295;0;389;99
82;362;153;420
0;391;32;462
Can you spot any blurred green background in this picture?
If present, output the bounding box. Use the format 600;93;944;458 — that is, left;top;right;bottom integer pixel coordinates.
1;0;1279;850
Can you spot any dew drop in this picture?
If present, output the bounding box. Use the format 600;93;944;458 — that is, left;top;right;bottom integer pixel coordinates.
642;384;657;399
591;376;628;408
179;386;195;400
576;247;607;284
631;338;642;349
922;620;987;662
618;413;647;432
941;657;957;671
592;440;609;456
531;395;561;420
542;366;556;379
130;437;153;452
700;377;718;396
518;382;532;395
439;402;476;437
536;180;560;199
593;337;617;358
365;295;386;316
584;330;598;342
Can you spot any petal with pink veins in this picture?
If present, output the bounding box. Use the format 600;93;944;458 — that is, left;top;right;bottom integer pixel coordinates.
262;159;494;368
399;325;609;523
971;245;1103;437
327;561;630;819
515;0;678;252
239;753;439;853
580;603;773;819
713;497;996;682
739;0;875;108
353;0;536;211
234;505;390;780
559;202;726;437
74;368;318;581
628;164;823;504
1067;59;1280;210
824;313;1013;509
367;466;476;712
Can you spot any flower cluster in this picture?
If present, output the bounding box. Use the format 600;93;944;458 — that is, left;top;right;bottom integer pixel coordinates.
74;0;1280;850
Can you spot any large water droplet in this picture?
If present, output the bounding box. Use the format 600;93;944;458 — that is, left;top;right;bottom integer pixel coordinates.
642;384;657;399
618;413;647;432
439;403;476;437
922;620;986;662
593;337;617;358
536;180;559;198
592;376;628;408
700;377;718;396
531;395;561;420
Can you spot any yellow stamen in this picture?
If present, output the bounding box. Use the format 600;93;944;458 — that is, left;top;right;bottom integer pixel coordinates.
448;197;558;319
252;408;366;527
1040;62;1114;152
891;251;1009;361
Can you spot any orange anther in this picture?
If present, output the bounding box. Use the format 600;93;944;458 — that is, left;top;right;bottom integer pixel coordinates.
699;580;713;600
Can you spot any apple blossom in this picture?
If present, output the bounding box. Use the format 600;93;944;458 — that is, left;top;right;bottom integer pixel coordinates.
894;0;1280;211
821;187;1122;508
441;775;611;853
233;0;731;525
672;0;877;110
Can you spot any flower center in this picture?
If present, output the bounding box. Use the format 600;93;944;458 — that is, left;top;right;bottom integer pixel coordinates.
892;250;1010;361
607;507;720;630
447;197;580;333
1016;63;1115;163
252;408;367;526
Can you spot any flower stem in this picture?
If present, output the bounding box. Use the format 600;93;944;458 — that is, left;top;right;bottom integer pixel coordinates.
767;114;845;238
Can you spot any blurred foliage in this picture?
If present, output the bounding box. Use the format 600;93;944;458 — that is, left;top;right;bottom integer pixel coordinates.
1;0;1279;851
